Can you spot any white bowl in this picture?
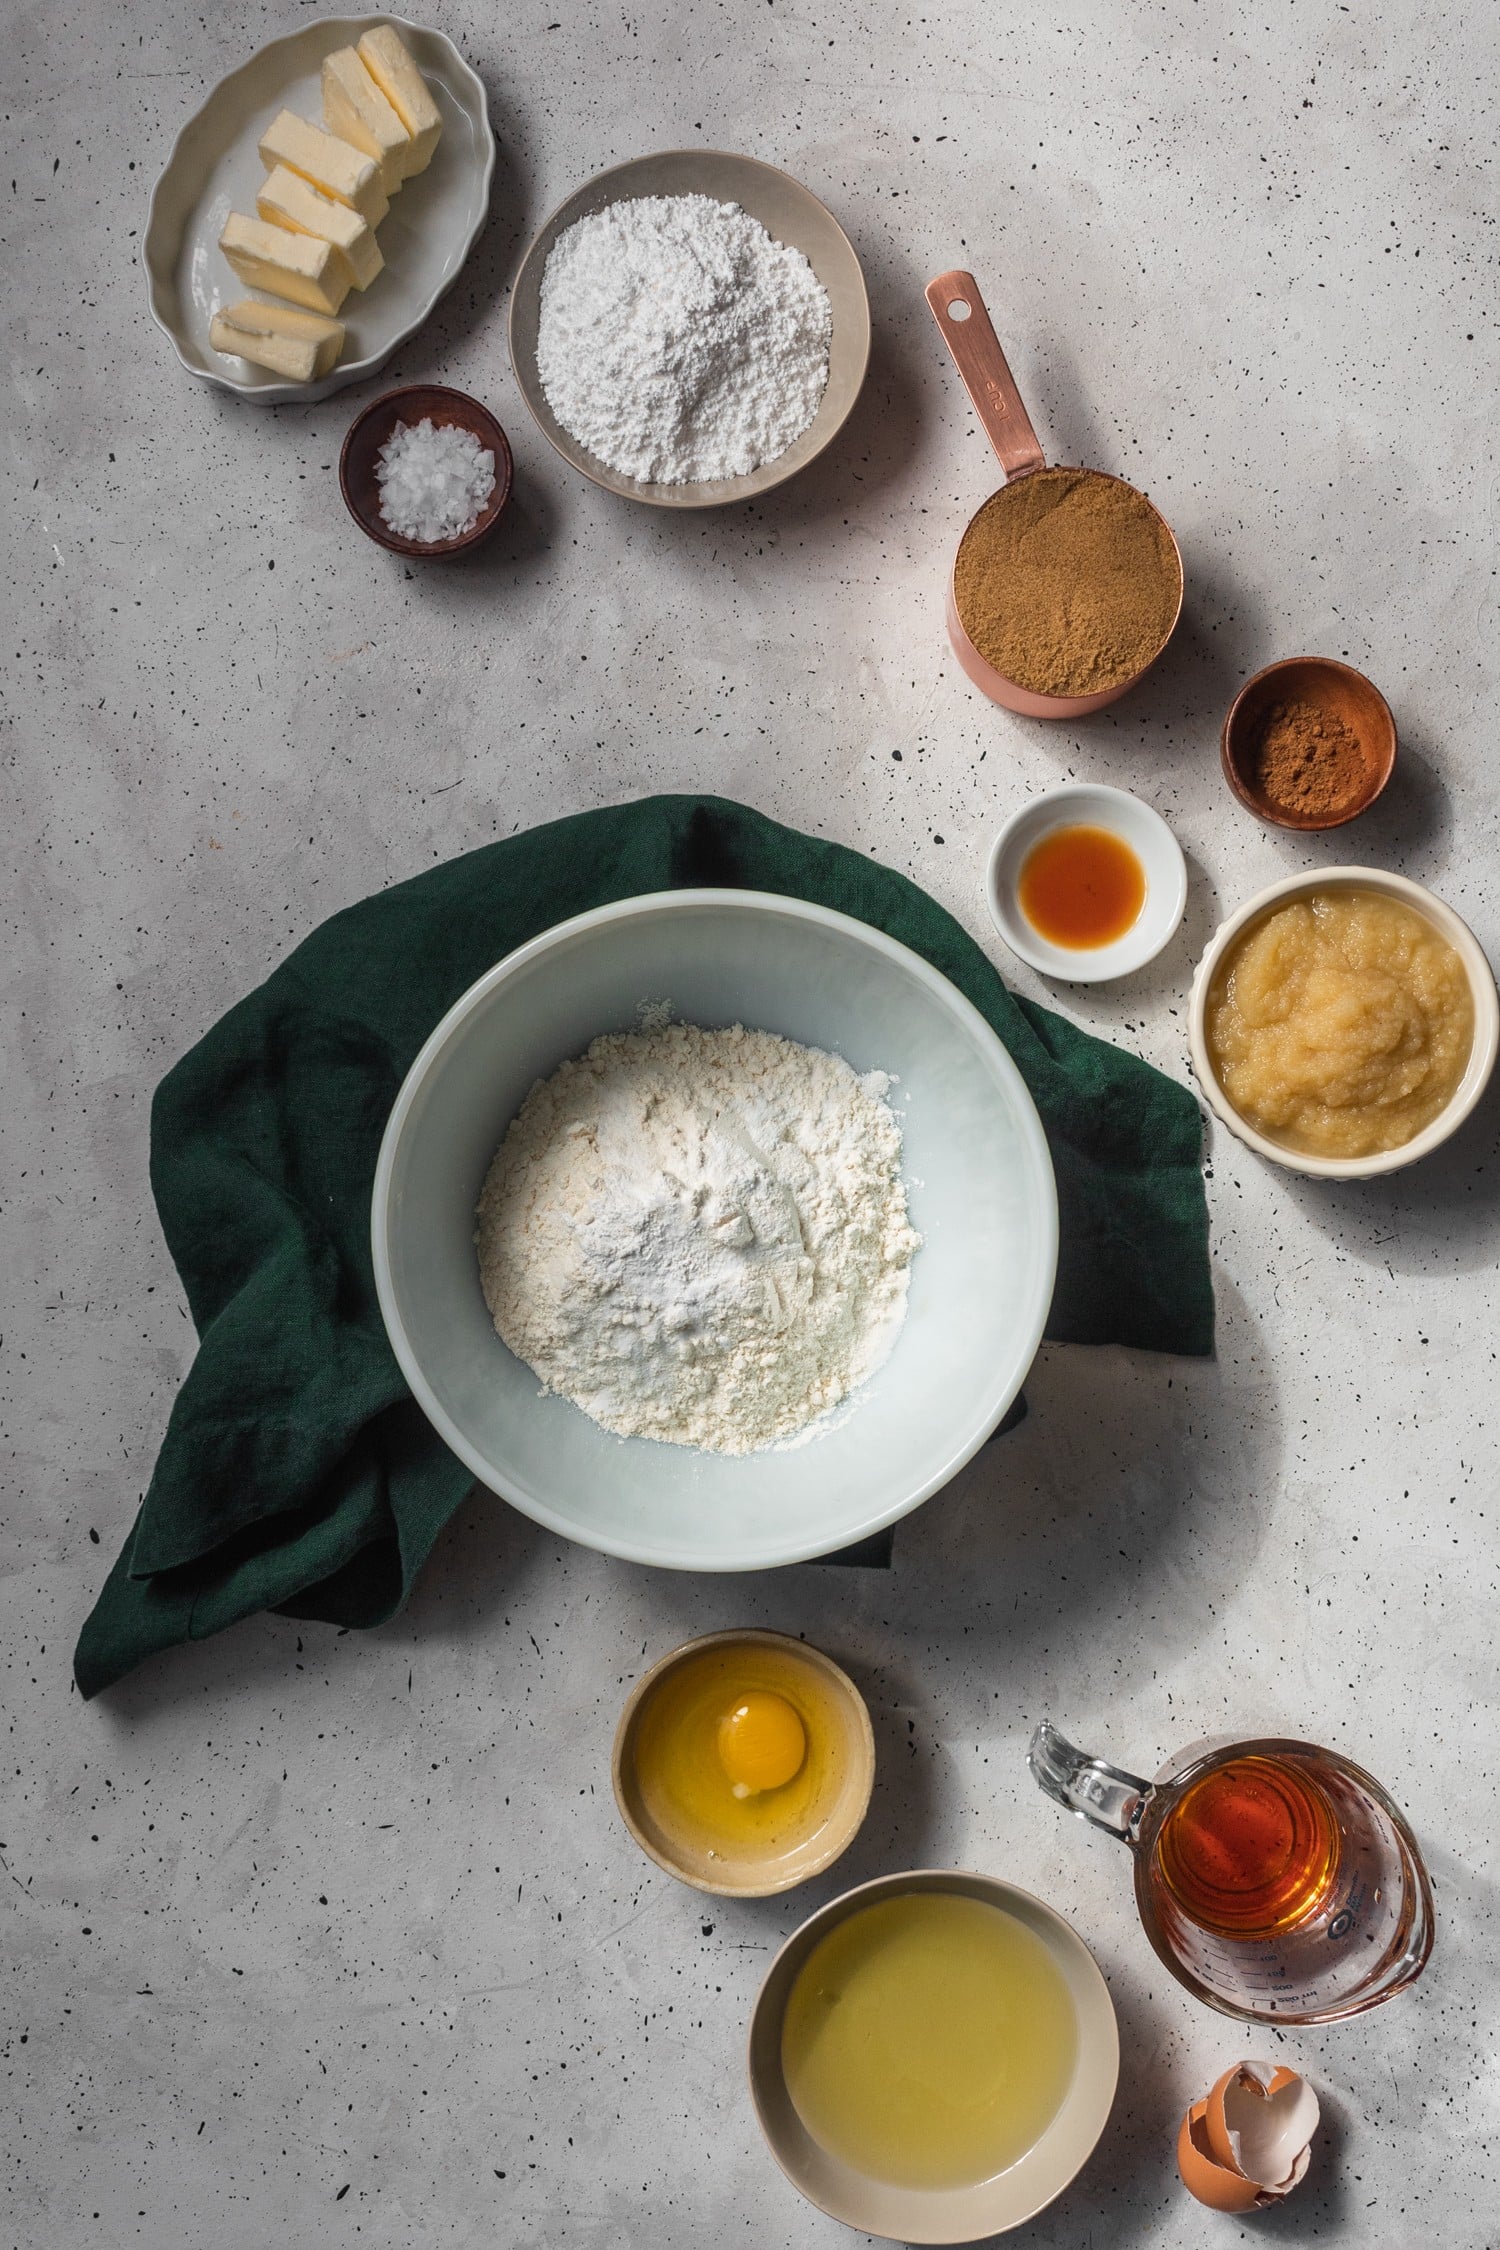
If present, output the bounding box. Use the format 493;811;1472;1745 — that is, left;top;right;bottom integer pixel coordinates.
985;784;1187;983
1189;866;1500;1179
143;15;494;405
372;890;1058;1570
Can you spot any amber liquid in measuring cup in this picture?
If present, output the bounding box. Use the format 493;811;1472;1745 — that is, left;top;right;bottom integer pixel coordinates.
1030;1723;1434;2023
1153;1756;1341;1938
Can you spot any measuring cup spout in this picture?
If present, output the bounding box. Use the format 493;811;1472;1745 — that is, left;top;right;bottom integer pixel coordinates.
1029;1722;1150;1843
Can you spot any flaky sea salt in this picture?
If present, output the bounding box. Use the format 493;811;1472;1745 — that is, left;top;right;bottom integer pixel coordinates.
376;417;495;543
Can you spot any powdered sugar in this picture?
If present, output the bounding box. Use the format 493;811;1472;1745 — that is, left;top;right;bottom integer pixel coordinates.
534;194;832;484
474;1022;919;1455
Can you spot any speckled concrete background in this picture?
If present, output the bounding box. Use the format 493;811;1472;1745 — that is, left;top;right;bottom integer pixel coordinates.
4;1;1498;2244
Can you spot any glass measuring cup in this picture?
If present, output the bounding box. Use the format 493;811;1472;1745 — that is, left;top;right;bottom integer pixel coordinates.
925;270;1184;719
1030;1723;1434;2023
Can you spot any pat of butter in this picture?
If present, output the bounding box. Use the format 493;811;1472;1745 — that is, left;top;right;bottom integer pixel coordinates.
322;47;410;194
220;212;351;316
356;26;442;177
257;108;388;228
209;299;345;381
257;165;383;292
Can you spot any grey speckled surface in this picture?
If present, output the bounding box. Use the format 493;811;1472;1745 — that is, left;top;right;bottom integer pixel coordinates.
4;1;1499;2244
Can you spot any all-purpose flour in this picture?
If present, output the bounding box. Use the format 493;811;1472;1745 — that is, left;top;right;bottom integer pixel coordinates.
475;1022;920;1454
534;194;833;484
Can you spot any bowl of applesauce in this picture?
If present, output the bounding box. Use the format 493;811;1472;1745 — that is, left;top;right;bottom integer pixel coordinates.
1190;868;1498;1177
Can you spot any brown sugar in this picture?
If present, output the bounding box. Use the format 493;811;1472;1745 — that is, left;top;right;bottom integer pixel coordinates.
952;466;1182;697
1248;699;1371;819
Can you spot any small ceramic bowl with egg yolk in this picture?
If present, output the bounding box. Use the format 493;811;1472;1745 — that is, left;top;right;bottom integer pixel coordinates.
611;1630;876;1898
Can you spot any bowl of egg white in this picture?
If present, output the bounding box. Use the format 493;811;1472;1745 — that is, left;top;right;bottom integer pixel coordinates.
372;889;1057;1569
748;1868;1119;2239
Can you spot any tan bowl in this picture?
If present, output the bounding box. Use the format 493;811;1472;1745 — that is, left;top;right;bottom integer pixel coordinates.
1221;656;1396;830
611;1630;874;1897
1189;867;1500;1179
508;149;870;509
748;1869;1119;2242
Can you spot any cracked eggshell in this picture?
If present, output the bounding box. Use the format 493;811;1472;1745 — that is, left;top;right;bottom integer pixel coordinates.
1177;2062;1319;2212
1178;2099;1271;2214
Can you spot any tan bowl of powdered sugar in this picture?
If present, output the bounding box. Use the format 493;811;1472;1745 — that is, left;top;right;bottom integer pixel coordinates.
508;149;871;507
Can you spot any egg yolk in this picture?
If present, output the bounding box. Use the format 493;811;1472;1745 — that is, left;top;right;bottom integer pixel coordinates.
717;1691;807;1798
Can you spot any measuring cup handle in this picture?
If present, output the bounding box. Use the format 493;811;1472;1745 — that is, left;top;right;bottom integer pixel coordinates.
1029;1721;1150;1842
926;270;1047;482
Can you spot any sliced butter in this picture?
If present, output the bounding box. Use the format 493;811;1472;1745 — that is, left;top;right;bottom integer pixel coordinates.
356;25;442;177
257;108;388;228
209;299;345;382
322;47;411;194
257;164;383;291
220;212;351;316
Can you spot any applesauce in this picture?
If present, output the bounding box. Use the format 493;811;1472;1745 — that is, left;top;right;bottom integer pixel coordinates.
1206;890;1473;1158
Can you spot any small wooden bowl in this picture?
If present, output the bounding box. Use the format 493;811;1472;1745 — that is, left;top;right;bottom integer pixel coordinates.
1221;656;1396;830
611;1630;875;1898
339;384;513;556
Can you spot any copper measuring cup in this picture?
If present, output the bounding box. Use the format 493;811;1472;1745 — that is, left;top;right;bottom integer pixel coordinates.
926;270;1185;718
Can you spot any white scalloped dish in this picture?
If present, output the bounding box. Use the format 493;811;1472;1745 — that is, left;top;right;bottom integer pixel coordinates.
143;14;494;404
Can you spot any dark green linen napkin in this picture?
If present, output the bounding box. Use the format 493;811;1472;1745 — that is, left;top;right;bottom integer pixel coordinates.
75;794;1213;1697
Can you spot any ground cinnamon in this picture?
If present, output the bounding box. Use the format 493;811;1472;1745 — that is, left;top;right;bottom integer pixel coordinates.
1247;699;1370;819
952;466;1181;697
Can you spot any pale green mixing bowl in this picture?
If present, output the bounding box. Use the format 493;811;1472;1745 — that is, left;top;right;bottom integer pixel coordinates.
372;890;1057;1569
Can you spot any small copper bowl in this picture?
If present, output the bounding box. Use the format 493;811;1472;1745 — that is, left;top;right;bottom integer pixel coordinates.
1221;657;1396;830
339;384;513;557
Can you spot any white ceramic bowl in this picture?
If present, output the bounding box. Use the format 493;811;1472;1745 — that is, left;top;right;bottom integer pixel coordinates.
986;784;1187;983
1189;866;1499;1179
144;15;494;404
747;1869;1119;2242
372;891;1057;1570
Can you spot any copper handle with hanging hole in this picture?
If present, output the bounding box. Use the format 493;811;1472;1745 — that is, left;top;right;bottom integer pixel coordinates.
926;269;1046;482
